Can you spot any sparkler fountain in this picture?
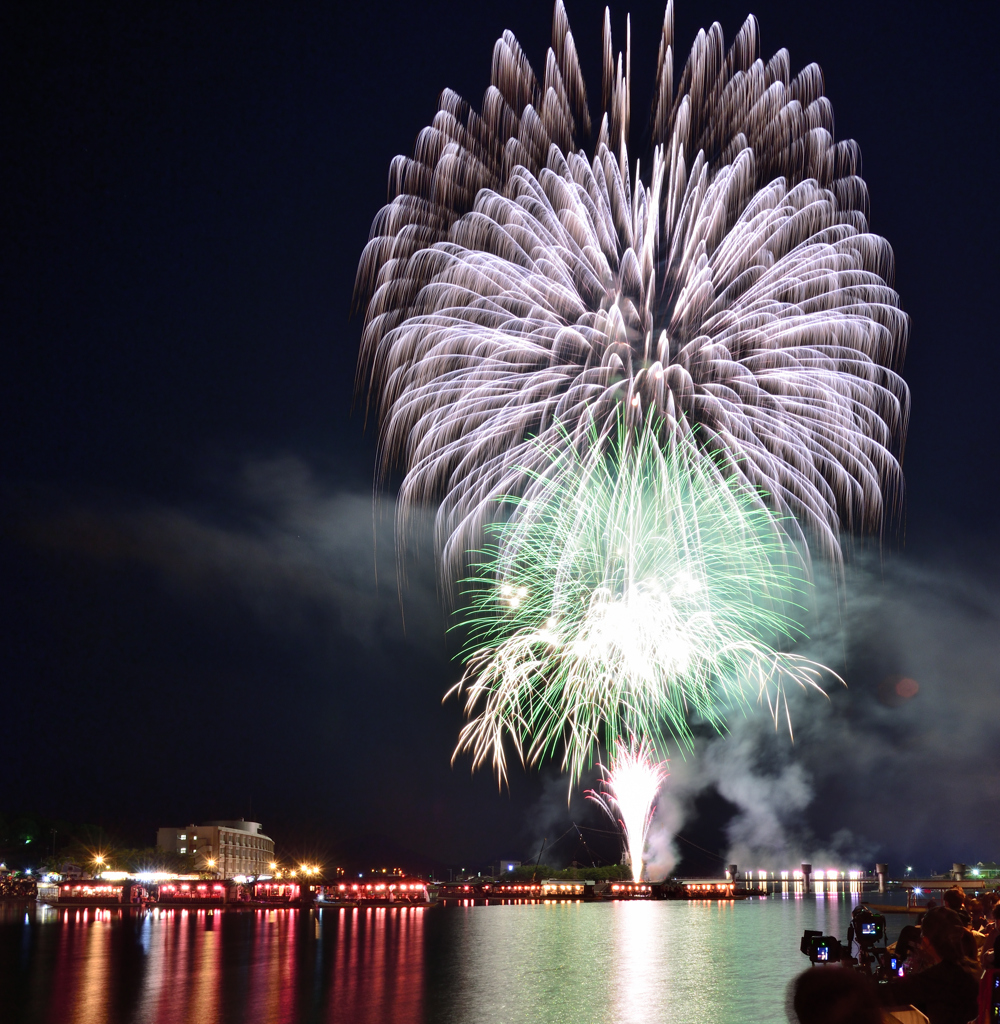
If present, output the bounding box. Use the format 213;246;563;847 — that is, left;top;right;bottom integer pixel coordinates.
587;737;669;882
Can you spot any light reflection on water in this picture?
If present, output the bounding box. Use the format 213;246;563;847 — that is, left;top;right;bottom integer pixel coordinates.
425;897;859;1024
0;896;863;1023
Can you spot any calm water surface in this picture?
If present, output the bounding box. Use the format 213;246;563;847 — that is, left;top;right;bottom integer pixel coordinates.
0;896;874;1023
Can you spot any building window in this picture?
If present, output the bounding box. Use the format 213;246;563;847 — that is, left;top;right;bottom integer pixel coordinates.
180;834;186;840
180;848;187;854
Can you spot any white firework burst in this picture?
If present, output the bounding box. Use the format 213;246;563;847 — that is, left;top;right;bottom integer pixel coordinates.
355;1;909;588
586;737;669;883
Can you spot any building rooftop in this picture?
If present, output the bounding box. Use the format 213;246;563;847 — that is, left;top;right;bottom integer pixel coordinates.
204;820;266;835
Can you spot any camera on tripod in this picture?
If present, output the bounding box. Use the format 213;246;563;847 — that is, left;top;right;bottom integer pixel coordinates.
800;906;894;979
800;930;843;964
849;907;886;950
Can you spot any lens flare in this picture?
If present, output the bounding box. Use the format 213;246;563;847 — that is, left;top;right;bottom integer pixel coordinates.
448;421;838;784
587;737;668;882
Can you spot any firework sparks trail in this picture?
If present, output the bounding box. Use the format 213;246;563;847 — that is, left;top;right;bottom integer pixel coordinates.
355;0;909;591
448;421;840;785
586;737;669;882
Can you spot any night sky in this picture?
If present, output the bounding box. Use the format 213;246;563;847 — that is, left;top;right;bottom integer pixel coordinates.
1;0;997;876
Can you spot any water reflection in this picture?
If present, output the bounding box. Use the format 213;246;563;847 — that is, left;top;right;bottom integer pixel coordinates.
614;901;663;1023
424;896;861;1024
1;896;864;1023
0;903;426;1024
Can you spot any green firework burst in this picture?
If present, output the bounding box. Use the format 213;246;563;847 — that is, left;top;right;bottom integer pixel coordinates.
447;423;837;785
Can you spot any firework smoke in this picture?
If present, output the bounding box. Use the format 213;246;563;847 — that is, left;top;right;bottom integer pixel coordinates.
356;0;909;590
587;737;669;882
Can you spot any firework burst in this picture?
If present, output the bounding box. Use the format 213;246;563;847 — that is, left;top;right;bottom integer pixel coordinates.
356;0;909;589
586;737;669;883
448;421;837;784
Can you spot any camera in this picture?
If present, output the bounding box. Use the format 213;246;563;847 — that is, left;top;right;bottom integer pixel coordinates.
800;930;844;964
800;906;896;980
850;906;886;949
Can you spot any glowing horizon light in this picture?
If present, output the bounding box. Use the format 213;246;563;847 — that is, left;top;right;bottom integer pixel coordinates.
450;424;838;783
586;736;668;883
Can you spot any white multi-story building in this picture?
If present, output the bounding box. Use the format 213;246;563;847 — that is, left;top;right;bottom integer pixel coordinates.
156;819;275;878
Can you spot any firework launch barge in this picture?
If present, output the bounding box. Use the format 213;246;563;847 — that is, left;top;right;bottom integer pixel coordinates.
432;879;743;904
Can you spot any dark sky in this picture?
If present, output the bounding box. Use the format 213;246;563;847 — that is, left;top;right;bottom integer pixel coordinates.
1;0;998;875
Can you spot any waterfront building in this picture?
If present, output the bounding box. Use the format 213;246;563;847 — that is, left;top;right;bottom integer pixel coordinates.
156;819;274;878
